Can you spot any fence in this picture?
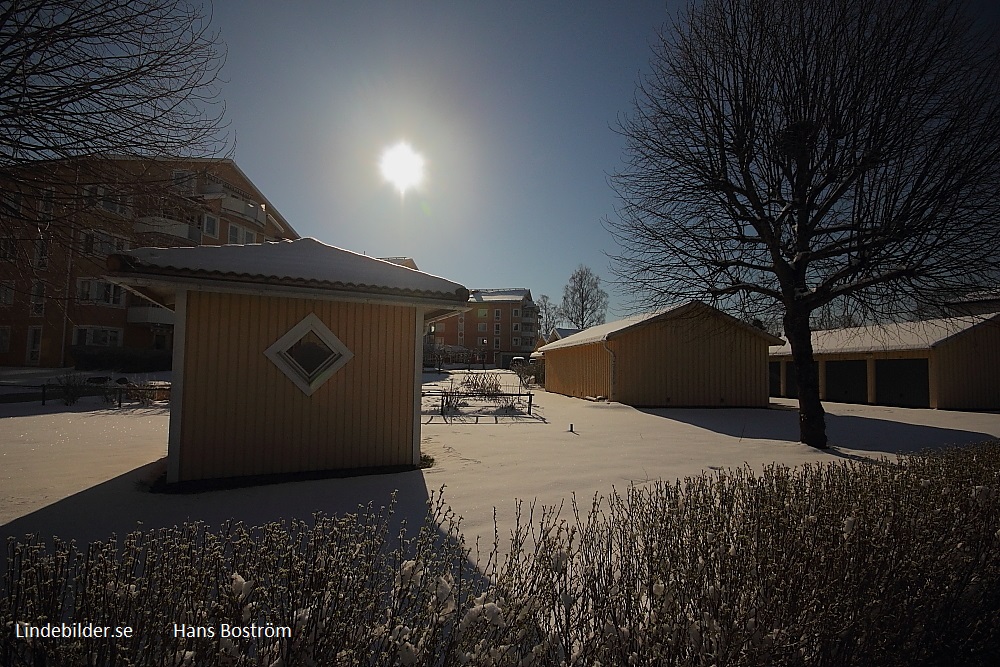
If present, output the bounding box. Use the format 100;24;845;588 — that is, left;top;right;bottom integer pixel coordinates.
0;381;171;407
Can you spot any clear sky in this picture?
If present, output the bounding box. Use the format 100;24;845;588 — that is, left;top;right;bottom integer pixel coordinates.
211;1;676;318
210;0;1000;320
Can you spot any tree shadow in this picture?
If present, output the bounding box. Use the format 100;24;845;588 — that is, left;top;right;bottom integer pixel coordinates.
635;404;998;455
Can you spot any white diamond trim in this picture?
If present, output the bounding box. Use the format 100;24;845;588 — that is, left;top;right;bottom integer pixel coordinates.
264;313;354;396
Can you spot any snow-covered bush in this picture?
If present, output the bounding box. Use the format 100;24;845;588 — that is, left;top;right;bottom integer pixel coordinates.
3;445;1000;666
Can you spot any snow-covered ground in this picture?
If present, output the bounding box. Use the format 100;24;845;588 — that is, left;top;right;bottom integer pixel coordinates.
3;369;1000;557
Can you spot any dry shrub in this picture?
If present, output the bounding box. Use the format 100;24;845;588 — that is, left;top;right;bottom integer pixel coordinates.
3;445;1000;666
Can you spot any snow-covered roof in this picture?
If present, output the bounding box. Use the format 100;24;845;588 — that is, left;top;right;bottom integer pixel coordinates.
380;257;419;270
769;314;1000;357
107;238;468;306
949;288;1000;305
548;327;580;341
537;301;783;353
468;288;532;303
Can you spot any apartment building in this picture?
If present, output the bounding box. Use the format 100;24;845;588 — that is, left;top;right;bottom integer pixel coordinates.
0;157;297;367
430;288;539;368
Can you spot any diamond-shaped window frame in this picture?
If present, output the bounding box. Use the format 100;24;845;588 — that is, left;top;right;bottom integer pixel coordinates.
264;313;354;396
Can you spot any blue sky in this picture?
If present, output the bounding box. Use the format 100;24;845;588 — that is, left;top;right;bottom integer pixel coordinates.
212;1;675;317
211;1;1000;319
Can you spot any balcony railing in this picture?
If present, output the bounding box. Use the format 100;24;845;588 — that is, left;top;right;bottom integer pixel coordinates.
135;216;201;243
127;305;174;325
222;196;266;225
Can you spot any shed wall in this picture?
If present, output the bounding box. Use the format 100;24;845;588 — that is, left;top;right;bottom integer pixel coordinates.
178;291;416;481
610;317;770;407
934;322;1000;410
543;343;611;399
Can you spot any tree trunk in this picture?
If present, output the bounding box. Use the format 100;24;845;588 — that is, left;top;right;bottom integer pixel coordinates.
783;308;828;449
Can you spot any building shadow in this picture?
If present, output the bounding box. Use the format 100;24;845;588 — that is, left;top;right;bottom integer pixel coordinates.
0;461;475;575
635;405;998;455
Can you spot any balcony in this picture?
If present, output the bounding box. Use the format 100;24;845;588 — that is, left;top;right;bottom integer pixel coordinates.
222;196;266;225
128;305;174;326
135;216;201;243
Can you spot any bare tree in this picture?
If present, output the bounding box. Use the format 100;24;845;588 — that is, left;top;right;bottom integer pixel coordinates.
0;0;228;269
607;0;1000;448
536;294;562;336
561;265;609;330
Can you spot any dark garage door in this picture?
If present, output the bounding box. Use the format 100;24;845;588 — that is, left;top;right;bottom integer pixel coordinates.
875;358;930;408
769;362;781;397
824;360;868;404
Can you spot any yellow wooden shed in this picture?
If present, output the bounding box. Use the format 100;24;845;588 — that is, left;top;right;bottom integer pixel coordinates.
107;238;468;483
537;301;783;408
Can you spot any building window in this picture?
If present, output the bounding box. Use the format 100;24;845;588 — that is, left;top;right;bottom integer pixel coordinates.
513;322;521;332
77;279;124;306
33;237;48;268
30;282;44;316
84;185;131;217
264;313;354;396
172;170;196;195
223;220;256;244
26;326;42;364
493;338;500;349
479;338;487;347
494;323;501;335
0;281;12;306
80;230;128;256
1;190;21;217
513;308;520;318
513;337;520;347
0;326;9;354
477;323;487;332
74;327;122;347
38;188;54;220
203;214;219;238
494;309;501;321
0;237;14;261
478;308;487;318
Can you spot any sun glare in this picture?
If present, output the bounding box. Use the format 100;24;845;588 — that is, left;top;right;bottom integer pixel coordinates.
379;142;425;196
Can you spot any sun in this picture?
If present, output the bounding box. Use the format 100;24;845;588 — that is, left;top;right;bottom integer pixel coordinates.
379;141;425;196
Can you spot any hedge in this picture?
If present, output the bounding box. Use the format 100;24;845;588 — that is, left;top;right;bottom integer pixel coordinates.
3;444;999;666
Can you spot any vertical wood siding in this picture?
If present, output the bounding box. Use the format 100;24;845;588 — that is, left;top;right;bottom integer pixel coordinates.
610;315;769;407
543;343;611;399
178;291;416;481
933;322;1000;410
544;314;769;407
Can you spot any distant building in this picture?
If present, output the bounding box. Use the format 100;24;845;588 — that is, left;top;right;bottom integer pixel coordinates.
430;288;539;368
0;157;297;367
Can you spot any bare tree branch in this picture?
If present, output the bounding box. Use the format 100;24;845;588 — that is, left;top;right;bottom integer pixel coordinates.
607;0;1000;447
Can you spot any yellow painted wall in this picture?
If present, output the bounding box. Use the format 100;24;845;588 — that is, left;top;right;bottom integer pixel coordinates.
543;343;611;399
611;316;770;407
177;291;416;481
933;322;1000;410
544;314;770;407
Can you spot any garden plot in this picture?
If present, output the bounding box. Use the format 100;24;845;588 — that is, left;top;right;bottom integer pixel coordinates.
420;370;540;422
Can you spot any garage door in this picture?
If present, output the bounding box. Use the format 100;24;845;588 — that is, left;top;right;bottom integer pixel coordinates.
769;362;781;397
875;358;930;408
824;360;868;404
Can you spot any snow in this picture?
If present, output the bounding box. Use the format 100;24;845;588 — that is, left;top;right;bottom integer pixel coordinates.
114;238;468;301
769;313;1000;356
4;369;1000;560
